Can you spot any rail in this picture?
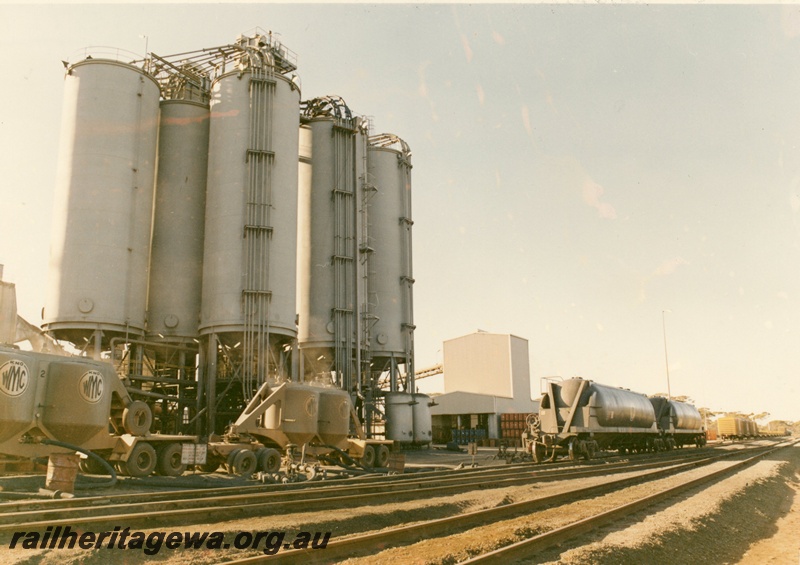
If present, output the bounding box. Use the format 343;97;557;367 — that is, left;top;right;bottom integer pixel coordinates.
217;442;792;564
0;447;729;534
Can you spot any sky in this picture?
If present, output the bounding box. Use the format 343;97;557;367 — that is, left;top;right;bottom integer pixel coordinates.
1;3;799;421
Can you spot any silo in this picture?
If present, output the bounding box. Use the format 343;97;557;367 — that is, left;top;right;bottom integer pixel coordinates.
367;137;414;379
412;393;433;445
297;97;367;390
200;64;301;389
43;58;160;347
146;99;210;343
384;391;414;445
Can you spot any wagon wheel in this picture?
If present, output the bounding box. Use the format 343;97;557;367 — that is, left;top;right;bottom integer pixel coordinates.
257;448;282;474
376;444;391;468
532;443;546;464
568;438;580;461
120;442;156;478
156;443;186;477
229;449;257;477
361;445;376;469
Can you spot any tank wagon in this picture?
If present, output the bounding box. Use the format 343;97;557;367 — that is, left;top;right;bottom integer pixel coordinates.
649;396;706;448
522;378;706;463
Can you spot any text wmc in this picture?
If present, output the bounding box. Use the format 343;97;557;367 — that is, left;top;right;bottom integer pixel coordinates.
1;364;27;395
80;372;103;401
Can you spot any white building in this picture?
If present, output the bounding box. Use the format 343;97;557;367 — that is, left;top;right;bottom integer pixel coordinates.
429;331;538;442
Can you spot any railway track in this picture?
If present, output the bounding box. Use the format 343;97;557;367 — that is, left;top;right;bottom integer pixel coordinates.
0;446;734;535
215;440;795;564
463;439;798;564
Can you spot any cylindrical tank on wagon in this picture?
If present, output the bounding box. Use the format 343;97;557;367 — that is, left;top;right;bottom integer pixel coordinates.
588;383;655;428
146;99;210;344
263;383;319;446
199;69;300;339
367;144;413;359
669;400;703;430
411;393;432;444
558;378;586;407
316;386;352;447
43;58;160;345
0;348;37;443
384;391;414;444
41;359;116;445
297;118;364;357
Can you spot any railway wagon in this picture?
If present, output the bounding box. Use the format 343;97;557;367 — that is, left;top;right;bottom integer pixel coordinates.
0;345;393;479
0;345;205;477
649;396;706;448
523;377;658;463
717;416;755;439
758;427;787;438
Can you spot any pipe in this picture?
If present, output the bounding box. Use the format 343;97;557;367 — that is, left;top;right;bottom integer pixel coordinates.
40;439;117;489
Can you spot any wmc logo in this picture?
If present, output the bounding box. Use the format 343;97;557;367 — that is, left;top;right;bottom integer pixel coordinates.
78;370;104;403
0;359;29;397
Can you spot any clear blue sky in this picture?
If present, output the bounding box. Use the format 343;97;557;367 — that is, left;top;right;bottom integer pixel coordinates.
1;3;799;421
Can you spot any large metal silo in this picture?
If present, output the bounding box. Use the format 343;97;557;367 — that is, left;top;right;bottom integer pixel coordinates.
366;136;414;383
200;64;301;393
297;97;368;391
43;59;160;348
146;99;210;343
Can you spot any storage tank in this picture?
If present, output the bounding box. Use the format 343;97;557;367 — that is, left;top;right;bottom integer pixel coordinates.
367;138;414;365
588;382;655;429
41;359;116;445
146;99;210;344
43;58;160;346
297;98;367;386
668;400;703;430
316;386;352;447
650;396;703;431
384;391;414;444
0;348;37;443
411;393;432;445
199;66;301;376
263;383;319;446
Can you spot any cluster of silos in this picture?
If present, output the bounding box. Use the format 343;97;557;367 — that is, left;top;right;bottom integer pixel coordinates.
297;96;366;392
297;101;416;390
43;57;211;351
41;31;422;441
42;34;303;435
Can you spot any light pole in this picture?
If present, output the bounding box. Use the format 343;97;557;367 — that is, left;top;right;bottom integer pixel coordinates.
662;309;672;400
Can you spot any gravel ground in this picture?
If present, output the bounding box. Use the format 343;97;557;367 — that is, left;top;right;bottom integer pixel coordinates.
534;443;800;565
